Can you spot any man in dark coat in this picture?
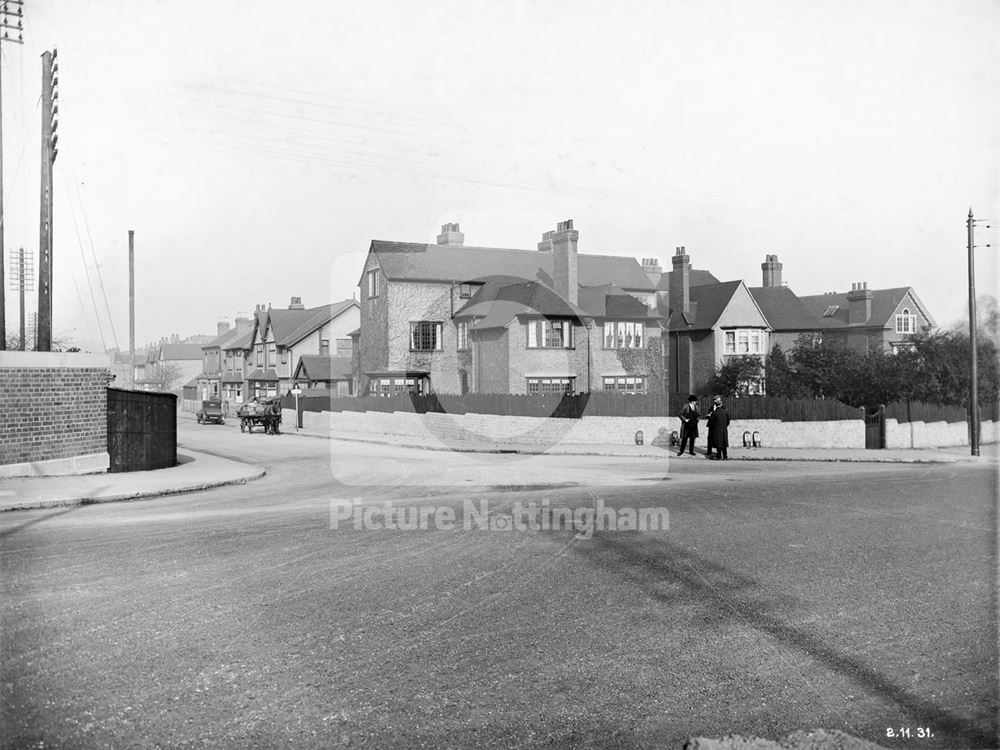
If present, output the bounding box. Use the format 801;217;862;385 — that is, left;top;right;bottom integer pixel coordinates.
676;394;699;456
706;395;731;460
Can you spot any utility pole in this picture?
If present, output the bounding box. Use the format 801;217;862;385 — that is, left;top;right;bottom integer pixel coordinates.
129;229;135;387
37;47;57;351
8;246;33;349
967;208;995;457
0;0;24;350
968;209;979;456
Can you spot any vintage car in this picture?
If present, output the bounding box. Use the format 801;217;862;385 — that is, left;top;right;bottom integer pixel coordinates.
196;399;226;425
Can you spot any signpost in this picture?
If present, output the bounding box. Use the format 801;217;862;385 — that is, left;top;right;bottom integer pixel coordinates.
291;384;303;432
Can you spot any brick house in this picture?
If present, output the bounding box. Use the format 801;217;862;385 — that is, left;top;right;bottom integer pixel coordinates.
197;315;253;402
357;221;661;396
749;254;936;355
245;297;360;398
664;246;771;396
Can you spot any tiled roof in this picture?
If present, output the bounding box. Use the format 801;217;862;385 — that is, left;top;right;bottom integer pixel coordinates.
203;325;252;351
454;278;588;331
294;355;353;382
221;374;245;384
798;287;934;328
577;285;661;320
222;331;253;352
368;241;656;292
246;368;279;382
749;286;835;331
277;300;357;346
668;281;742;331
656;268;721;290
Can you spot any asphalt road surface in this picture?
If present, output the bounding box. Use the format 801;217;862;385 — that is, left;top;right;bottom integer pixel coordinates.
2;423;997;749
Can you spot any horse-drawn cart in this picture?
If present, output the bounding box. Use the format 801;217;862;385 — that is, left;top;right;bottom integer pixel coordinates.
237;398;282;434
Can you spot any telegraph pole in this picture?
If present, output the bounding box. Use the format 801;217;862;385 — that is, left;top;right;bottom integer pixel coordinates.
37;47;57;351
129;229;135;387
0;0;25;350
968;209;979;456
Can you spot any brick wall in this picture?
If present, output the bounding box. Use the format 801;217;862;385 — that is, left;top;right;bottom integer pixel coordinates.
0;352;111;472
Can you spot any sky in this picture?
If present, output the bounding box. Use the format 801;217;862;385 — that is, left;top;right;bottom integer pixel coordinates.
1;0;997;352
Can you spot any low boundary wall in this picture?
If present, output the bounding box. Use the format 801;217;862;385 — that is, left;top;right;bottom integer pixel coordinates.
885;418;998;449
288;409;868;449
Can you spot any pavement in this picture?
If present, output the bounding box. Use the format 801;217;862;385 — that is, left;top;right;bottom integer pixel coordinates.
1;414;995;512
0;448;265;512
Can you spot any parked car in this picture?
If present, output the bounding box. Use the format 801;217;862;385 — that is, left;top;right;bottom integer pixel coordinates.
196;399;226;425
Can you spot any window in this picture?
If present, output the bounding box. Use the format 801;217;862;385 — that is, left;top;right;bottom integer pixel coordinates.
456;321;469;351
603;321;644;349
603;375;646;392
526;319;573;348
367;269;380;298
459;283;475;298
410;321;444;351
320;339;330;356
375;377;423;396
823;305;839;317
895;308;917;334
724;329;767;355
255;343;264;367
280;347;288;364
526;377;575;395
266;343;276;367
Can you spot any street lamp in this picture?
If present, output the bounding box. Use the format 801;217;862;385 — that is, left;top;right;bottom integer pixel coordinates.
291;382;303;432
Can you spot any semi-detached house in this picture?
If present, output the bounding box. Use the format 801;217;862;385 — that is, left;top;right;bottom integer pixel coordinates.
357;221;663;396
245;297;360;398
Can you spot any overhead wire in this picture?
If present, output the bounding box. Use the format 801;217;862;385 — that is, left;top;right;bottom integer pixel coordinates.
59;167;106;350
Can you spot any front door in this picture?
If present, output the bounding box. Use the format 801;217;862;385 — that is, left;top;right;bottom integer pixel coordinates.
865;405;885;449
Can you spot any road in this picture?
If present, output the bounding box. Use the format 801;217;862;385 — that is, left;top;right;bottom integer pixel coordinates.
2;422;997;749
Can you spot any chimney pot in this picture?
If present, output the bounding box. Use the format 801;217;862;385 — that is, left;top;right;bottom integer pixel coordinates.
436;222;465;246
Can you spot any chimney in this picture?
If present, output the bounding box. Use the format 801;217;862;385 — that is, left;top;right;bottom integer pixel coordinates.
761;254;783;288
288;296;305;310
217;319;231;338
669;246;690;316
641;257;662;286
255;303;266;313
436;222;465;246
537;230;554;252
234;312;252;334
550;219;579;305
846;281;872;324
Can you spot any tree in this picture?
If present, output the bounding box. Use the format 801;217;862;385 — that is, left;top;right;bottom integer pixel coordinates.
616;335;666;393
706;355;764;396
764;343;802;398
154;362;186;393
788;335;860;400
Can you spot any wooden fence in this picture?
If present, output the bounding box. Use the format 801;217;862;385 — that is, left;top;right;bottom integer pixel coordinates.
107;388;177;473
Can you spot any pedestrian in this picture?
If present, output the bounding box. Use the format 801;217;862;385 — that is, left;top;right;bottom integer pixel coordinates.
706;395;731;460
676;394;699;456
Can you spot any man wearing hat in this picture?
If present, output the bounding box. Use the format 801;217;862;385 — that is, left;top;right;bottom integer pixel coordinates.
706;395;731;460
676;394;699;457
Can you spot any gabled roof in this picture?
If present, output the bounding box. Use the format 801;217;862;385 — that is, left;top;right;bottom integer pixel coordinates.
222;331;253;352
159;343;204;361
366;241;655;292
203;325;252;351
577;284;661;320
656;268;721;291
294;355;353;382
246;368;279;382
454;277;588;331
667;281;743;332
749;286;835;331
798;287;935;329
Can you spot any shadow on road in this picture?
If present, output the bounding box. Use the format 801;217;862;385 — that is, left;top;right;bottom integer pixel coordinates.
572;533;997;748
0;503;85;539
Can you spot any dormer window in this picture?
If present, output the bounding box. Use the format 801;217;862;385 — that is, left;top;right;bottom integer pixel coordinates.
823;305;839;317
